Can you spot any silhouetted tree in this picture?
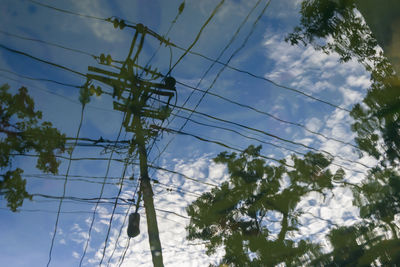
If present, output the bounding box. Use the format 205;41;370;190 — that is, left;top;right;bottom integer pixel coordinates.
286;2;400;265
0;83;65;211
186;145;346;266
351;76;400;165
308;167;400;266
287;0;400;165
286;0;380;68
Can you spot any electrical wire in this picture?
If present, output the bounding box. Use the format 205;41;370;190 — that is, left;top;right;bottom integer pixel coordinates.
154;0;272;170
0;34;357;151
167;0;225;75
23;0;350;111
46;104;86;267
2;66;365;171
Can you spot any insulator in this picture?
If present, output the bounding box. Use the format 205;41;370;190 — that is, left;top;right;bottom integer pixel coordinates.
127;212;140;238
164;76;176;89
136;23;144;34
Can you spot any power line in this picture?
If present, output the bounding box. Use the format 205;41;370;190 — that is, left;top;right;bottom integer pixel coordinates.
46;103;86;267
141;0;188;184
1;59;359;160
78;101;126;267
168;0;262;125
106;196;134;267
27;125;372;174
0;29;95;58
144;0;187;181
1;2;368;266
27;0;106;21
11;152;219;187
2;5;372;255
2;56;357;154
117;238;131;267
155;0;272;169
153;99;371;170
6;82;370;173
167;0;225;75
156;0;264;161
9;90;370;174
22;172;202;198
0;43;85;77
155;125;367;174
182;0;272;128
2;61;363;168
77;20;167;265
0;66;82;88
0;72;116;114
0;206;188;220
174;80;359;150
167;110;370;170
0;32;357;151
99;163;135;266
141;0;186;74
170;110;307;155
24;0;350;111
27;0;174;48
85;25;181;266
1;26;353;128
31;193;189;219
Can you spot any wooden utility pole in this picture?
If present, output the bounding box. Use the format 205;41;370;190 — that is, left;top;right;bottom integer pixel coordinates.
134;113;164;266
86;21;175;267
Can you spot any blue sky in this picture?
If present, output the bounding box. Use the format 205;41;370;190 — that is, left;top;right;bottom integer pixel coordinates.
0;0;381;266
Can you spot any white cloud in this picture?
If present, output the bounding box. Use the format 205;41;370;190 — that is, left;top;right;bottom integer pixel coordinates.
339;87;364;106
71;1;123;43
69;154;228;266
346;75;371;89
305;117;322;133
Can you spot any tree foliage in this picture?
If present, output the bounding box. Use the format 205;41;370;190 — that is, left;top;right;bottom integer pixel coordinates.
351;76;400;165
186;145;346;266
0;83;66;211
285;2;400;264
186;145;400;265
312;167;400;266
287;0;400;165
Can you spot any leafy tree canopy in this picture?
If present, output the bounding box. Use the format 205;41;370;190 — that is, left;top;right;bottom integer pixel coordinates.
312;167;400;266
0;83;66;211
186;145;346;266
287;0;400;165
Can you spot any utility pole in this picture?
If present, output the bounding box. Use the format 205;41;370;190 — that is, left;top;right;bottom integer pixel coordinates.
86;21;176;267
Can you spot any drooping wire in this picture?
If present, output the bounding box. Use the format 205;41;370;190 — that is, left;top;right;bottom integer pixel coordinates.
152;0;272;170
21;171;202;197
11;152;220;187
167;0;263;128
46;104;86;267
98;161;130;266
78;105;127;267
23;0;350;111
166;0;225;76
27;0;107;21
0;56;358;152
0;29;356;150
152;98;372;170
1;64;360;165
155;0;264;164
2;68;371;174
104;172;140;267
154;125;367;174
